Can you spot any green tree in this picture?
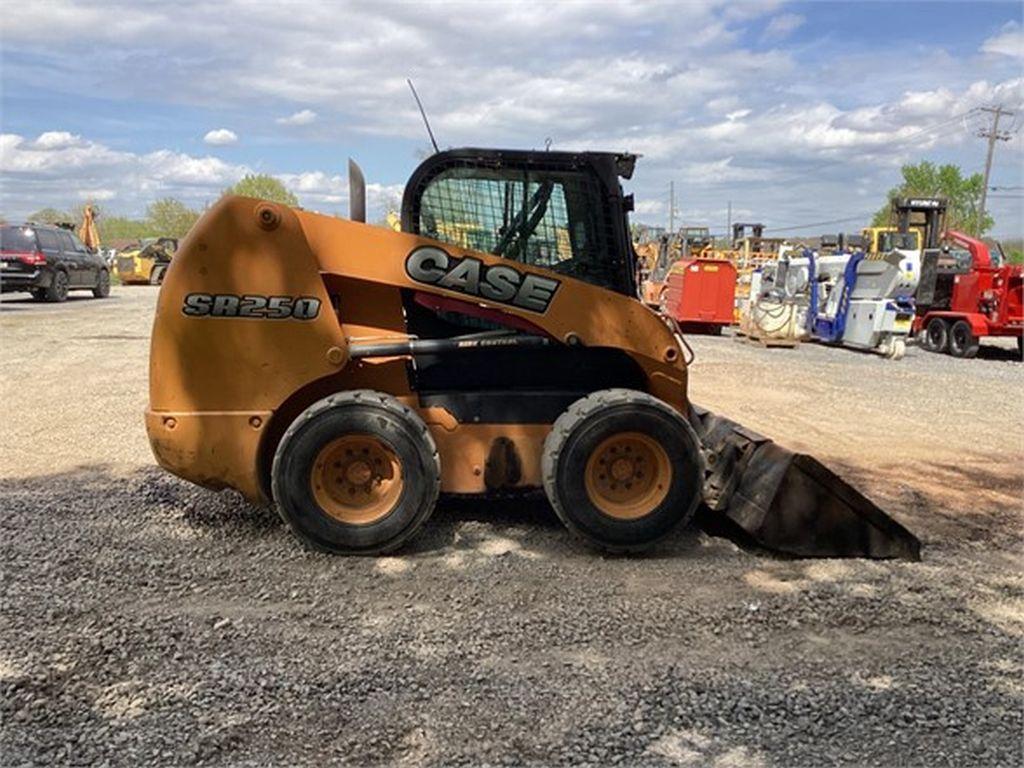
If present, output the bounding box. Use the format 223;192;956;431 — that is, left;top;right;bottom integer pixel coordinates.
225;174;298;206
872;161;993;236
146;198;200;238
27;207;71;225
99;216;151;242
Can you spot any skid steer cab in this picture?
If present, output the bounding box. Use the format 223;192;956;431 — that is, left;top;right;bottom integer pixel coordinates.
147;148;919;560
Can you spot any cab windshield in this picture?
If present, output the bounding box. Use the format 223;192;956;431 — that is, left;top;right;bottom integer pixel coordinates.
417;166;625;293
878;231;920;252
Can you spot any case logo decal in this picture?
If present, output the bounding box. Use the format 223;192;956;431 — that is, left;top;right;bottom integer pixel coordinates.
405;246;559;313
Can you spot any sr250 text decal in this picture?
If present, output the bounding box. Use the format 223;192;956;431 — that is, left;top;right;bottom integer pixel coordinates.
182;293;321;320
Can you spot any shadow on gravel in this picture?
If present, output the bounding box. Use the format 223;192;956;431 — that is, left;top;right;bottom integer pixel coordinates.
0;465;711;561
831;456;1024;549
975;343;1022;362
6;454;1018;564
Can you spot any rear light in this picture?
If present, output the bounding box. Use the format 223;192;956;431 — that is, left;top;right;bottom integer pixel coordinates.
0;251;46;265
21;251;46;266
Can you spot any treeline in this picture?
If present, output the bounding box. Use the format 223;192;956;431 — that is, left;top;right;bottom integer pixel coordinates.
25;174;300;243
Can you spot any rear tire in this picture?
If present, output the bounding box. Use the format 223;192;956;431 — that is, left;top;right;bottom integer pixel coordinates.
923;317;948;353
949;320;979;359
541;389;703;553
92;269;110;298
271;391;440;555
45;270;68;303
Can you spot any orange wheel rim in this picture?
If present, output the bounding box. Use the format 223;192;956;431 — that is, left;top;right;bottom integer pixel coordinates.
583;432;672;520
310;435;403;525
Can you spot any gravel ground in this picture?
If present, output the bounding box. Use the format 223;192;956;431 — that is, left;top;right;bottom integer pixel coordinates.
1;287;1022;767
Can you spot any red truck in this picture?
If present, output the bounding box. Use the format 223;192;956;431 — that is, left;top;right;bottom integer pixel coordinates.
914;230;1023;358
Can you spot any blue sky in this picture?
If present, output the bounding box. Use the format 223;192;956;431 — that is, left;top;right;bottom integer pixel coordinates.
2;1;1022;235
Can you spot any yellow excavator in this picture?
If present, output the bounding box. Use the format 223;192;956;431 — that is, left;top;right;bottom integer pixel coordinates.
146;148;919;560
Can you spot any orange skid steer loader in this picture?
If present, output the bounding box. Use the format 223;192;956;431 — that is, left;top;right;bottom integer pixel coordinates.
146;149;919;560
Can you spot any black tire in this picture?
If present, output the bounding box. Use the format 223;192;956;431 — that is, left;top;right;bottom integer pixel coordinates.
541;389;704;553
949;320;979;359
30;288;47;301
271;391;440;554
923;317;948;353
1017;336;1023;359
45;270;69;303
92;269;110;298
149;265;166;285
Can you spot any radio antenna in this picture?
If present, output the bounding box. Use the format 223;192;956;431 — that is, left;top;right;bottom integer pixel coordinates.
407;78;440;154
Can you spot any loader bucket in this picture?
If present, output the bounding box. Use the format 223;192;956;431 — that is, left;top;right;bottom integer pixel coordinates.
691;406;920;560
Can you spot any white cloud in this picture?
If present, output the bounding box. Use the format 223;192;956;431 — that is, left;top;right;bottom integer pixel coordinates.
31;131;87;150
2;2;1022;233
276;109;318;126
77;189;116;201
203;128;238;145
982;22;1024;60
0;129;400;220
762;13;804;41
634;199;666;216
0;132;250;215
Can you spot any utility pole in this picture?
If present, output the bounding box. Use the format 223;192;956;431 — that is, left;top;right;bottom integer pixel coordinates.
668;181;675;233
977;105;1015;226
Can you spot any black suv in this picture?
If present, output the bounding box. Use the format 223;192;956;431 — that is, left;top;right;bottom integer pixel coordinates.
0;223;110;302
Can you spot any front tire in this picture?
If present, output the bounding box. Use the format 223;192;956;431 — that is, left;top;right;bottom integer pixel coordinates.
271;391;441;555
92;269;110;298
149;265;166;285
541;389;704;553
45;270;69;303
30;288;47;301
949;320;979;359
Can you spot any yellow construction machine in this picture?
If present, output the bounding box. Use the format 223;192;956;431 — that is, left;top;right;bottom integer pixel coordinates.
113;237;178;285
146;148;919;559
862;226;921;256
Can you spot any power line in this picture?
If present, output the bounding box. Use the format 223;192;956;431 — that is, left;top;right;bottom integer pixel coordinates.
765;213;872;233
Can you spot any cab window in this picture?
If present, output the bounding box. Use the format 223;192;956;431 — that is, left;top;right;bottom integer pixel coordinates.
417;166;623;292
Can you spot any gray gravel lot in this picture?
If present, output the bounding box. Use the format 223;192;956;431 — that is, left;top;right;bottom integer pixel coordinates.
1;287;1022;767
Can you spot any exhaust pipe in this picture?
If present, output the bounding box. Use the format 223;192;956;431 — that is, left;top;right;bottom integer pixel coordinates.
348;158;366;223
691;405;920;560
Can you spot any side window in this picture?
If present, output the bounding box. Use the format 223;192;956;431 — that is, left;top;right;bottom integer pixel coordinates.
69;233;88;252
37;229;60;255
417;167;620;290
58;231;76;253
